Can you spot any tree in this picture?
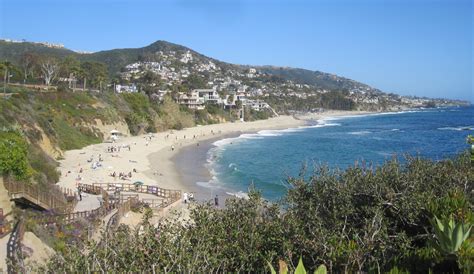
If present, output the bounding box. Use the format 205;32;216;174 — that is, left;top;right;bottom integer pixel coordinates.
60;56;81;88
19;52;38;84
80;61;108;90
39;56;59;86
182;73;207;90
1;61;19;94
0;131;31;181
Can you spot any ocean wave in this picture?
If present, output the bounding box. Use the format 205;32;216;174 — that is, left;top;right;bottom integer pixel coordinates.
256;130;283;137
302;121;341;129
225;191;249;199
348;130;371;135
437;126;474;131
195;172;221;189
279;128;305;133
196;181;218;189
212;138;234;147
228;163;240;172
240;133;265;139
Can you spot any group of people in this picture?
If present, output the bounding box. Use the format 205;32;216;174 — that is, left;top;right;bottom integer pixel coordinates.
145;134;155;146
109;169;137;180
107;145;130;153
91;161;102;170
87;154;103;163
182;192;195;204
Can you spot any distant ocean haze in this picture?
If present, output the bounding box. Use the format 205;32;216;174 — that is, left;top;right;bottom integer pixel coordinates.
202;106;474;201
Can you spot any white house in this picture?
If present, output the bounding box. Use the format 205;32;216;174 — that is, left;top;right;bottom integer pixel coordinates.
115;84;138;93
177;92;205;110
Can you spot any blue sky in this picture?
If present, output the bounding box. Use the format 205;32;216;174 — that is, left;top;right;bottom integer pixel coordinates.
1;0;472;101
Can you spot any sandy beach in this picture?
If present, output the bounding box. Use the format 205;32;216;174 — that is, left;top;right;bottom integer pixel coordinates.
57;110;371;209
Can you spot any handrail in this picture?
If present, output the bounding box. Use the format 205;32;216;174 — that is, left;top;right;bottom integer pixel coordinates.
6;220;25;274
4;181;75;213
88;182;181;199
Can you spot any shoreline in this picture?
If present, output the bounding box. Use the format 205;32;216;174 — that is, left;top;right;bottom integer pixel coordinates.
56;110;372;211
162;110;376;202
57;115;305;200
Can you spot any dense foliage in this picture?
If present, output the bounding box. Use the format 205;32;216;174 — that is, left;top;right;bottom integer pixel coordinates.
36;152;473;273
0;130;31;180
264;91;356;113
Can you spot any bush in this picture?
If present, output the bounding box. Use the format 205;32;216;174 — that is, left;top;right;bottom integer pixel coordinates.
0;130;32;180
36;152;473;273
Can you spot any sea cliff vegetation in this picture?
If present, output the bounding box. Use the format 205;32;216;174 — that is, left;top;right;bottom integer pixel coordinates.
31;152;473;273
0;88;245;186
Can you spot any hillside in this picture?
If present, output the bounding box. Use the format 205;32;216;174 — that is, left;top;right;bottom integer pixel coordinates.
0;88;238;187
0;40;226;76
0;39;469;113
0;40;388;96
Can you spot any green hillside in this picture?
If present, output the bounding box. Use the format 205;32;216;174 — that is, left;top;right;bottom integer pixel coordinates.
0;87;236;185
0;40;373;90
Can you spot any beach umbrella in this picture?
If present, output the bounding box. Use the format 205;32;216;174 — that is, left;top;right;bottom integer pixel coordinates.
133;181;144;186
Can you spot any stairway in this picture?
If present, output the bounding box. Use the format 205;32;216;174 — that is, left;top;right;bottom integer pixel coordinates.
3;181;74;213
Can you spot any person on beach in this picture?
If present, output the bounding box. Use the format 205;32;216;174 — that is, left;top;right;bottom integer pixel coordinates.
183;192;188;204
214;195;219;206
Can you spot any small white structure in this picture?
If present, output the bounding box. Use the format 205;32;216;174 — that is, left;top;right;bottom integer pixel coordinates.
110;129;121;141
115;84;138;93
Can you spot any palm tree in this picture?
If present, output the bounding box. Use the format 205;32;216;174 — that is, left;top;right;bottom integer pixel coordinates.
2;61;14;95
75;67;87;91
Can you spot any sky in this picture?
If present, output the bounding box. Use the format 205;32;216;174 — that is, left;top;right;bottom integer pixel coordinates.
0;0;472;101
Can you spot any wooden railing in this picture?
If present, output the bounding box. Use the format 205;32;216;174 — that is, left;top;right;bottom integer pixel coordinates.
78;183;181;213
6;220;25;274
141;198;173;209
2;180;180;269
4;181;76;213
106;197;137;231
33;202;119;225
89;182;181;200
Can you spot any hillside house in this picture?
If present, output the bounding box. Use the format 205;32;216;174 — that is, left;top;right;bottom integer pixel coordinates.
115;84;138;93
195;89;222;104
177;92;205;110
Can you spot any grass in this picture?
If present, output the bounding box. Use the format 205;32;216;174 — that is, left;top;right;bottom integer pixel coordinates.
53;118;101;150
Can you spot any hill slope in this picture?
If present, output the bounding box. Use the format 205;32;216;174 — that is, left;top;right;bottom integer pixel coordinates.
0;40;378;93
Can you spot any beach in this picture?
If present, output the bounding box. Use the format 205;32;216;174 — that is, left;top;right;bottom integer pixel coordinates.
57;110;370;209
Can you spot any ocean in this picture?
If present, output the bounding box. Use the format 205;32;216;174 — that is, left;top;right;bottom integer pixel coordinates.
195;106;473;201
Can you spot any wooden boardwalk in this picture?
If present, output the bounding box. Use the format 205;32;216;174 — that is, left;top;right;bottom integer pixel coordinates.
4;181;76;213
2;180;182;270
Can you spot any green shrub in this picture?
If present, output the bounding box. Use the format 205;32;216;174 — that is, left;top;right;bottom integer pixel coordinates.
36;152;472;273
0;130;32;180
